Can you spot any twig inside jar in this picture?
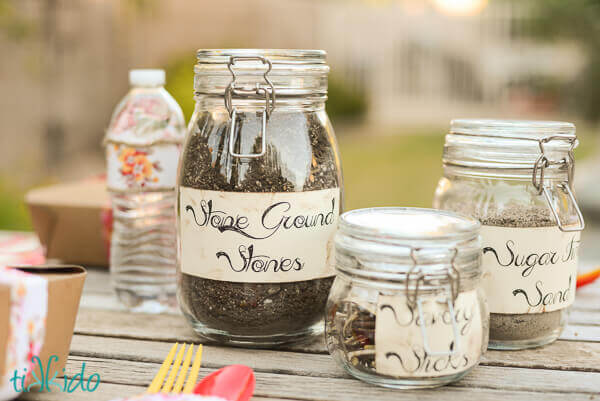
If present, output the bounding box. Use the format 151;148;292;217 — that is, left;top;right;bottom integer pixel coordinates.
337;301;376;371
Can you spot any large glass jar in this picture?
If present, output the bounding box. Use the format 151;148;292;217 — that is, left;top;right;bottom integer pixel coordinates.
177;49;343;347
434;119;584;350
326;208;488;389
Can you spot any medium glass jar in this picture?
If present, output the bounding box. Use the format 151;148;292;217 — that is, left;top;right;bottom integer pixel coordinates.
326;208;488;389
434;119;584;350
177;49;343;346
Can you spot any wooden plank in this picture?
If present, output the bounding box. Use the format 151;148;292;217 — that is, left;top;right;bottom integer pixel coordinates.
81;267;112;295
74;309;327;354
74;307;600;361
482;342;600;373
70;335;342;378
79;293;126;312
562;324;600;342
78;271;600;326
20;382;142;401
569;309;600;326
60;355;600;400
574;283;600;308
20;382;297;401
69;334;600;383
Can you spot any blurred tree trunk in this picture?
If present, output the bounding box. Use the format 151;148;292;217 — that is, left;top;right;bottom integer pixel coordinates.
42;0;64;171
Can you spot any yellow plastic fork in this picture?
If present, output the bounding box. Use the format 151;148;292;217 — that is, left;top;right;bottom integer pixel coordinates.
147;343;203;394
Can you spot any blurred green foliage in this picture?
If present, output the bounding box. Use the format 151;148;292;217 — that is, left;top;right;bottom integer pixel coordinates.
164;53;196;122
530;0;600;121
0;179;31;231
326;75;368;122
340;131;444;211
0;0;35;41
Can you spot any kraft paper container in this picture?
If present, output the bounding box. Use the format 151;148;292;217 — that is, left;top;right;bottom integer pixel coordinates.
0;265;86;396
26;178;111;267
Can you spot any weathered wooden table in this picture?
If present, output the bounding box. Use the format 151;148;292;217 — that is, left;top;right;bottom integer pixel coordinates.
20;267;600;401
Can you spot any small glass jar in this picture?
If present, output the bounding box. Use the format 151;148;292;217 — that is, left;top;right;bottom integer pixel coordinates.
326;208;488;389
434;119;584;350
177;49;343;346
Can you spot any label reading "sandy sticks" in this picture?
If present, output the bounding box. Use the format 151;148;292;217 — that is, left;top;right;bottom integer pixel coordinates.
178;187;340;283
375;290;483;378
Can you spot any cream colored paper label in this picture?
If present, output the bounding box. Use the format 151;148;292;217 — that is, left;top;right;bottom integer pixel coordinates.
481;226;580;314
179;187;340;283
375;290;482;378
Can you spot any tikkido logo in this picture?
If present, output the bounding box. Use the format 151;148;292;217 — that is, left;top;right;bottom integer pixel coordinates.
9;355;101;393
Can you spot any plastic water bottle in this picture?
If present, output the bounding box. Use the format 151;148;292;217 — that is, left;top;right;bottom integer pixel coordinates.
104;69;185;313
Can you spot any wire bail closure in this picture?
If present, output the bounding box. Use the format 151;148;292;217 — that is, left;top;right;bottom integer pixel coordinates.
224;56;276;159
405;248;461;357
451;131;584;233
531;135;584;232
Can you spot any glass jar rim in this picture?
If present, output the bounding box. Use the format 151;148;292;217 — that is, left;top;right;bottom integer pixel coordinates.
335;208;482;288
443;118;578;171
450;119;575;137
194;48;329;99
339;207;480;244
196;48;327;65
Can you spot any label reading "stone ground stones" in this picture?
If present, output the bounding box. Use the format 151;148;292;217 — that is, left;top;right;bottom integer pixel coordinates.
178;187;340;283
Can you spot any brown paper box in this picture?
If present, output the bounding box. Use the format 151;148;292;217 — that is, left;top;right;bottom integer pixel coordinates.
0;265;86;388
26;179;110;267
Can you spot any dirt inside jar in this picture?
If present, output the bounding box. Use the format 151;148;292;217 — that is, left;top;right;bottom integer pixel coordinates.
441;200;566;343
179;111;340;337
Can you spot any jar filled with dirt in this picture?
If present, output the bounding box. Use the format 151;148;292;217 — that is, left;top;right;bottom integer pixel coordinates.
433;119;584;350
177;49;343;347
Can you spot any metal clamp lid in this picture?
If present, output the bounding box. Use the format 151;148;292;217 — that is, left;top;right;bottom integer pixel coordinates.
224;56;276;159
531;135;584;232
449;131;584;233
405;248;461;357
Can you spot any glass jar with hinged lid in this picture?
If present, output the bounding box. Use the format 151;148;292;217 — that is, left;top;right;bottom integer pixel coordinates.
433;119;584;350
177;49;343;346
325;207;488;389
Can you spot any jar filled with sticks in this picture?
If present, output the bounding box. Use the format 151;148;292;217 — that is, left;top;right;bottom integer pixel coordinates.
326;208;488;389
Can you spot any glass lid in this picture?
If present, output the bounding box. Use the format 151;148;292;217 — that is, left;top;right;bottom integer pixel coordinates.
444;119;578;170
335;208;482;283
194;48;329;97
340;207;480;245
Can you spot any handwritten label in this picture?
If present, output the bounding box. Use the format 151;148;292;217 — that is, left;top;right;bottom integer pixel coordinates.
178;187;340;283
481;226;580;314
375;290;483;378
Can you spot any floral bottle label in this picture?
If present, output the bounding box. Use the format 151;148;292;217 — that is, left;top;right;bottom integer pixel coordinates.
375;290;483;378
105;93;185;146
106;144;181;191
480;226;579;314
178;187;340;283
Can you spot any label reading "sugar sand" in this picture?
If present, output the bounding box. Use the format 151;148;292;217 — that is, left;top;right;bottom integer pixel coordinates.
481;226;580;314
178;187;340;283
375;290;483;378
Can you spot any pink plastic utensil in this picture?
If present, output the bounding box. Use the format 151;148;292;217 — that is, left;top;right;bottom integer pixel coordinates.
193;365;255;401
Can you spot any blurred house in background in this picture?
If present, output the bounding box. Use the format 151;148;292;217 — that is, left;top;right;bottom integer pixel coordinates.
0;0;587;184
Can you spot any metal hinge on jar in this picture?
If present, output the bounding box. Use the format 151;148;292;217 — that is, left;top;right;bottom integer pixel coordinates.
405;247;461;357
224;56;276;159
531;135;585;232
